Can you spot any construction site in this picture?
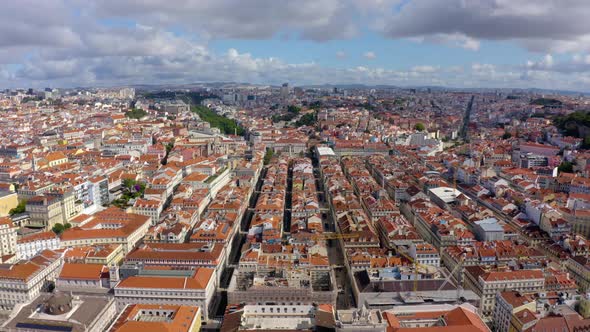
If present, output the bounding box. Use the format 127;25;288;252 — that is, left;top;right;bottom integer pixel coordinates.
226;264;338;305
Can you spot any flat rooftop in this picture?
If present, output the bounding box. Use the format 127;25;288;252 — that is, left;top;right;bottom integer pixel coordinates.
3;293;113;332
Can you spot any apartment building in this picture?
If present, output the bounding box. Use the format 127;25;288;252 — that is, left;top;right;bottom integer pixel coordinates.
0;249;63;310
408;242;440;267
88;176;110;207
493;291;537;332
132;198;164;225
567;256;590;292
25;195;63;228
463;266;544;318
124;242;224;281
16;230;60;260
0;217;16;258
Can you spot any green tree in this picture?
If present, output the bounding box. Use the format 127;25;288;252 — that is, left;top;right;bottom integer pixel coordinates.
125;108;147;119
295;112;316;127
287;105;301;114
553;111;590;137
52;223;66;235
263;149;275;165
122;178;137;189
166;142;174;153
558;161;574;173
310;101;322;110
9;200;26;216
414;122;426;131
191;105;244;135
502;132;512;139
530;98;562;107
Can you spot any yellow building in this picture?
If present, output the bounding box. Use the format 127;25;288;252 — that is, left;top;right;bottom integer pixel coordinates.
84;244;125;266
567;256;590;292
0;192;18;217
494;291;537;332
35;151;69;170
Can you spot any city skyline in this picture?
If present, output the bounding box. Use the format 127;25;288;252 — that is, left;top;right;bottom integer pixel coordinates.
3;1;590;90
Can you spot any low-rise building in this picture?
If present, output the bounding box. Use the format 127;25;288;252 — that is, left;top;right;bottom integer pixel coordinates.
64;244;125;266
2;291;117;332
221;303;336;331
473;218;505;241
380;303;490;332
114;267;216;320
16;230;60;260
132;198;164;225
0;249;63;310
408;243;440;267
59;208;151;254
56;263;110;292
108;304;202;332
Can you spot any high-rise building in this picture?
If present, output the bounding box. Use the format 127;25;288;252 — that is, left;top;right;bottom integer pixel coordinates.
280;83;289;99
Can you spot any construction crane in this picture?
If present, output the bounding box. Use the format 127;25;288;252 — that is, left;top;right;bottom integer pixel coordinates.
397;250;437;293
394;251;466;303
437;254;466;304
437;255;465;291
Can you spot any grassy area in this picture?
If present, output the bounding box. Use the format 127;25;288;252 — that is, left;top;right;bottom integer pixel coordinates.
192;105;244;135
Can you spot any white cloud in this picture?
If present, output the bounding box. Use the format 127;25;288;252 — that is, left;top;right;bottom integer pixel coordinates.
89;0;358;41
381;0;590;53
363;51;377;60
411;65;438;73
527;54;554;70
411;33;480;51
1;0;590;91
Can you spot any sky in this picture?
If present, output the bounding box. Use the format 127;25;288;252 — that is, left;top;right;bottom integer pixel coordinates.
2;0;590;90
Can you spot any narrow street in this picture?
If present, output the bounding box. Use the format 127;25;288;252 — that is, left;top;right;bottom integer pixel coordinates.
310;152;354;309
211;165;267;322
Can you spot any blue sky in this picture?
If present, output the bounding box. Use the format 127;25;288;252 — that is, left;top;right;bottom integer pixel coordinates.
1;0;590;90
210;36;533;70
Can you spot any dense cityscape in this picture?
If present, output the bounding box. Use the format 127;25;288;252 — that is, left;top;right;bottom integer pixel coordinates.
3;1;590;331
0;84;587;332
